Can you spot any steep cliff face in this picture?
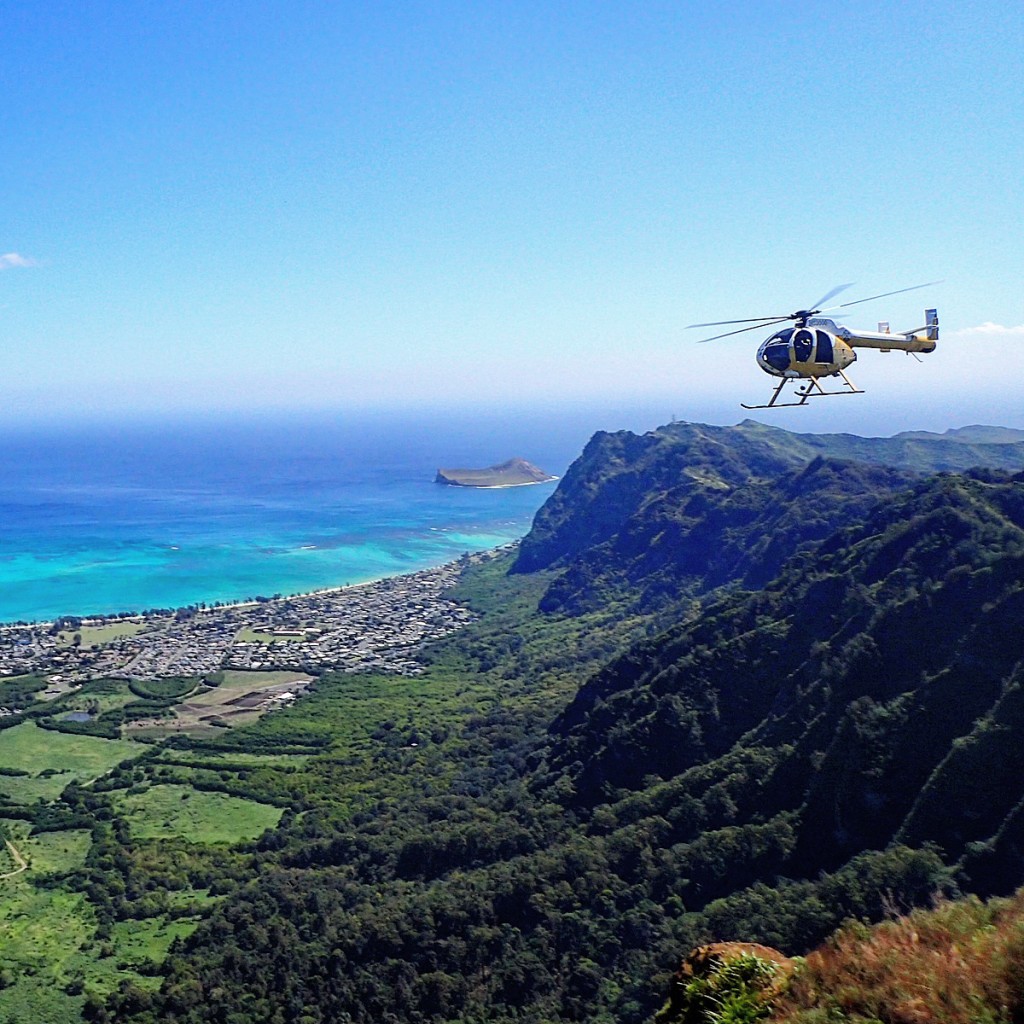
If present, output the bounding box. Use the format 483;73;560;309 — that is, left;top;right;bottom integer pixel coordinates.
511;422;806;575
545;469;1024;879
536;455;916;614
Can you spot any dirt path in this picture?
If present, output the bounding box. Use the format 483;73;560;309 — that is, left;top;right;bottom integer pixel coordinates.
1;838;27;879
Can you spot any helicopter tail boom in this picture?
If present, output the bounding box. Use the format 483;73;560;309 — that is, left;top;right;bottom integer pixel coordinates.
843;332;936;353
832;308;938;354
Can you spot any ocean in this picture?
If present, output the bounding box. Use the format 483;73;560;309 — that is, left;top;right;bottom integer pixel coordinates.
0;404;668;624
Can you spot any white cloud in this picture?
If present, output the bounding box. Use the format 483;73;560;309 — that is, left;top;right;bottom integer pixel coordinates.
950;322;1024;338
0;252;37;270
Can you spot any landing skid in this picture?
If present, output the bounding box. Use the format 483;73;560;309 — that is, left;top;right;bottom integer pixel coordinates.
741;370;864;410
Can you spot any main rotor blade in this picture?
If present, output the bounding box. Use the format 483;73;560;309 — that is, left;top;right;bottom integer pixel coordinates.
808;282;854;312
687;316;788;329
833;280;943;311
696;317;791;343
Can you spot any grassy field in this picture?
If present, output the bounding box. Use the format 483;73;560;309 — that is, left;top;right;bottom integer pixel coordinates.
0;819;91;876
156;748;312;767
57;620;148;649
0;772;59;804
115;785;283;844
0;723;146;802
110;913;208;971
211;669;315;688
0;838;22;876
61;677;140;715
0;822;96;1021
125;670;313;738
0;819;212;1022
185;681;309;709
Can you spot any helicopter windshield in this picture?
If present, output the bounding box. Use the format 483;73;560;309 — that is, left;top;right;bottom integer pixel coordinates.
760;328;793;372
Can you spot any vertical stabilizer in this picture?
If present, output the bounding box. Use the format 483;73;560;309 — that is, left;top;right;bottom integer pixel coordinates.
925;308;938;341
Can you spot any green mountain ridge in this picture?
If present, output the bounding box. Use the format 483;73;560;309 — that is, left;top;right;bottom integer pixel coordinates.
894;423;1024;444
515;419;1024;571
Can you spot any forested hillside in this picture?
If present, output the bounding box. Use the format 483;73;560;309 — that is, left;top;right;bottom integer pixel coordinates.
85;421;1024;1023
547;469;1024;876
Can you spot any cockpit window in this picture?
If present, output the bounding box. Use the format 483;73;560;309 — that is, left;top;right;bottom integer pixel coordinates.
793;329;814;363
815;330;833;363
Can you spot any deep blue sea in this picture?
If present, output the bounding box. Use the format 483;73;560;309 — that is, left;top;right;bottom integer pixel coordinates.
0;405;669;624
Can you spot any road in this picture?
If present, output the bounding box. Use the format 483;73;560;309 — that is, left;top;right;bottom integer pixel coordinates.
0;838;27;879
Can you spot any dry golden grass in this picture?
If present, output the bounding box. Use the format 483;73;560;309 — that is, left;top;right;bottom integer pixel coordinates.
774;891;1024;1024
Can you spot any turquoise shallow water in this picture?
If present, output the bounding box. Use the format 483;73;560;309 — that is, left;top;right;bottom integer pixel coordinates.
0;408;608;623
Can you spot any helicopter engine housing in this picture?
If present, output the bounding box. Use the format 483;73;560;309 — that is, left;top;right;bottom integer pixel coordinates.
756;326;856;379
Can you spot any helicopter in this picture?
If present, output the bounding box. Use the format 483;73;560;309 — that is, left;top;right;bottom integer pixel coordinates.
688;282;940;409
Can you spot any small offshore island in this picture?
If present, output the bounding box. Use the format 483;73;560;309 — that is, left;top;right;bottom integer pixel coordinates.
435;456;558;488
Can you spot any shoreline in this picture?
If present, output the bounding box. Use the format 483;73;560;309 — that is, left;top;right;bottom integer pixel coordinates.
0;544;518;684
0;540;521;633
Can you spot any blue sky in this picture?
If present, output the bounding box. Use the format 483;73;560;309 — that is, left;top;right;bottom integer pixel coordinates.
3;0;1022;433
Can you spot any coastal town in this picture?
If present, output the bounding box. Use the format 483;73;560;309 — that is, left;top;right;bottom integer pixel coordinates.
0;550;501;691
